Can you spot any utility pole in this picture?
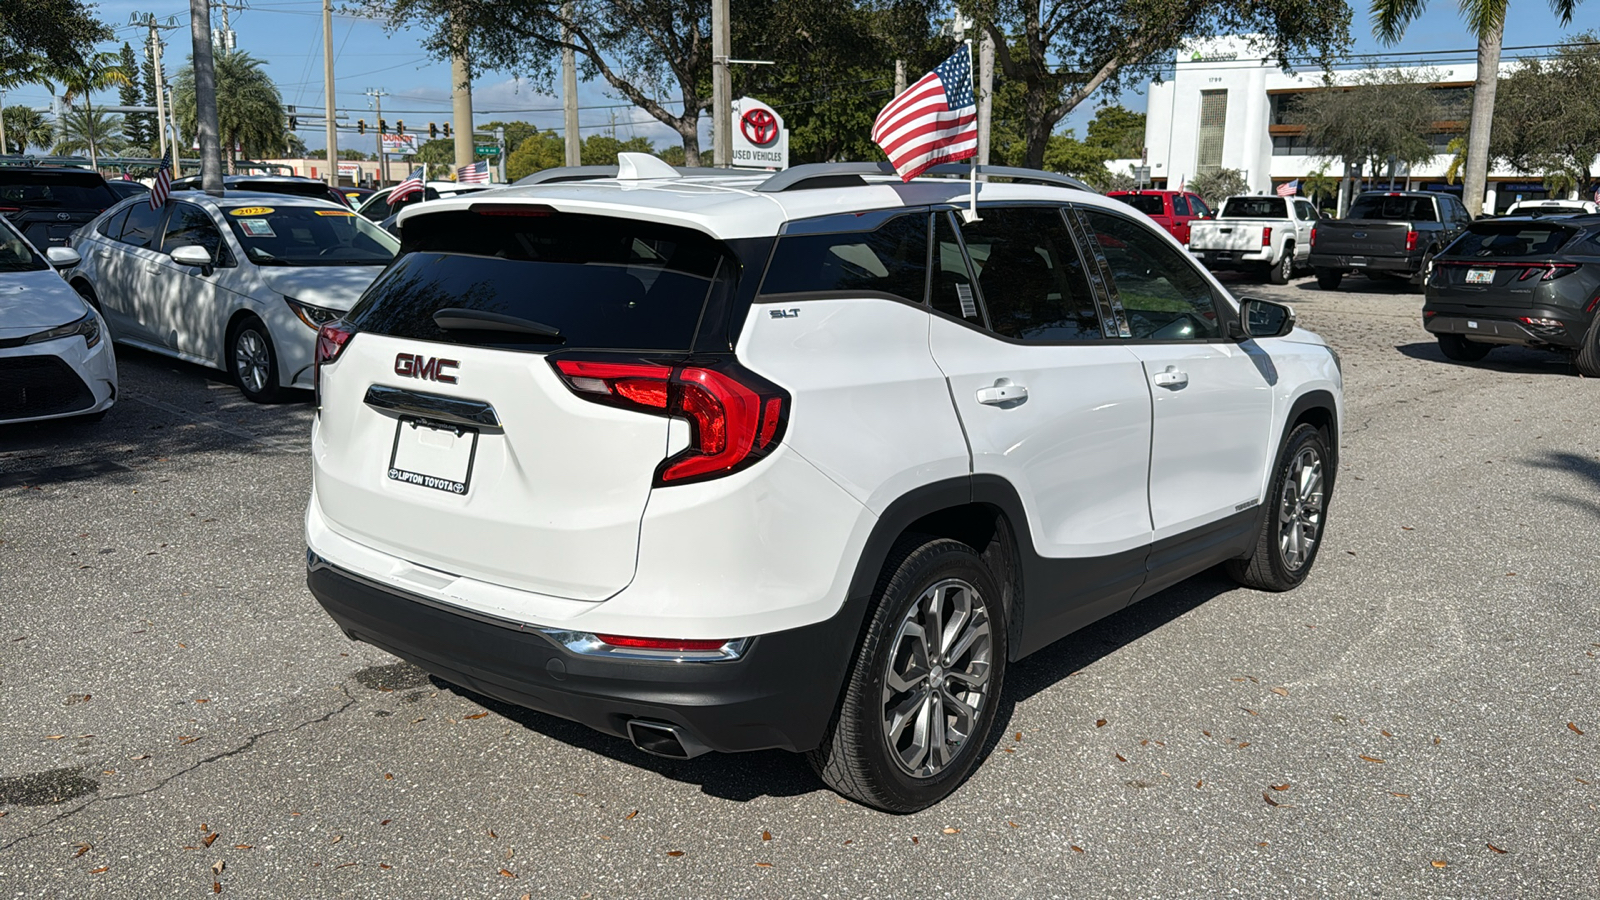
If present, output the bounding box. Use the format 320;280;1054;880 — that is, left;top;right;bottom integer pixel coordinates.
132;14;179;165
496;126;506;183
711;0;729;168
450;14;474;172
367;88;387;186
214;0;244;51
321;0;338;188
894;59;906;95
0;89;8;155
561;3;580;167
976;31;994;166
189;0;224;191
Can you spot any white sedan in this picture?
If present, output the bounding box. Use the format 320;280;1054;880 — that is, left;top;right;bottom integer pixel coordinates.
0;216;116;424
68;191;399;402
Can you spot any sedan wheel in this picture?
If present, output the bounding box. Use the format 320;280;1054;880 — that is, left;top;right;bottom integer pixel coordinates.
229;319;282;403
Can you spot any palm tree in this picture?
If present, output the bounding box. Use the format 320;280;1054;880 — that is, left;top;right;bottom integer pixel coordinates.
53;106;125;160
173;51;285;173
2;105;54;154
47;50;133;168
1372;0;1585;217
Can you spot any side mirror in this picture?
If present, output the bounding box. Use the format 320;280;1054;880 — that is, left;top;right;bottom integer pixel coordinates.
45;246;81;268
170;245;212;267
1232;298;1296;340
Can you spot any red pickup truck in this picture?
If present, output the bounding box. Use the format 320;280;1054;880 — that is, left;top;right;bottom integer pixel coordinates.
1107;189;1214;244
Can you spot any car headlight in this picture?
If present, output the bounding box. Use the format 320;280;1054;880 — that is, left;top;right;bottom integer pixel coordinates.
26;311;100;349
284;296;342;330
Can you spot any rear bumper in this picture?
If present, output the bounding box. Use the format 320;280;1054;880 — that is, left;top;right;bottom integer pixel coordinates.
306;554;863;754
1309;252;1421;274
1424;313;1582;348
1190;247;1274;269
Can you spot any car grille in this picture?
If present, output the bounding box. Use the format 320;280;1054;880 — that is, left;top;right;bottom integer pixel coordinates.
0;356;95;419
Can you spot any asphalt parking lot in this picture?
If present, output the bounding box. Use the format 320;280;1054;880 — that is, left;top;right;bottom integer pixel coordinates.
2;273;1596;898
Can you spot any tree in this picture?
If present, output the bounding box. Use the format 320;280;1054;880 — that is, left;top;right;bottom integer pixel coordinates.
1187;167;1249;207
1373;0;1586;217
506;130;566;180
49;51;133;167
0;0;112;84
2;105;53;154
54;107;125;160
1294;68;1446;191
968;0;1351;168
1489;34;1600;193
173;50;286;171
414;137;457;167
580;133;656;165
1303;167;1340;211
307;147;372;160
119;42;153;155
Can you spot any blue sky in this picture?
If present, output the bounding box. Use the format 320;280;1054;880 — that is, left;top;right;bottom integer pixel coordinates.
5;0;1592;155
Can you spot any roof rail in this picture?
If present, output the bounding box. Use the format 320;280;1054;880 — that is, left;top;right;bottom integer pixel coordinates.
513;161;765;187
754;162;1095;194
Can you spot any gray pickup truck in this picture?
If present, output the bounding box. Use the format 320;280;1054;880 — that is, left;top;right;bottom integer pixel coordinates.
1309;191;1473;291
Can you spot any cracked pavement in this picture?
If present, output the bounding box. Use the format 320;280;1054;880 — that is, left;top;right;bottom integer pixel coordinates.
2;274;1597;897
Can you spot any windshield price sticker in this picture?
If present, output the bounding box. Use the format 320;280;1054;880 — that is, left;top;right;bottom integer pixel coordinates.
315;210;355;217
238;219;275;238
229;206;275;216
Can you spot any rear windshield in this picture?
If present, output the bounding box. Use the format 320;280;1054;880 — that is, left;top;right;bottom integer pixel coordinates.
223;204;398;266
760;213;927;301
1447;222;1576;258
345;210;730;352
0;171;117;209
1348;195;1437;222
1113;195;1165;216
1220;197;1288;218
1511;204;1588;216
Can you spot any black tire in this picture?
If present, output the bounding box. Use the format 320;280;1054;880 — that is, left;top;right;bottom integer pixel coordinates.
1575;316;1600;377
1226;423;1333;592
1411;250;1436;292
1315;268;1342;291
1268;244;1294;284
227;317;283;403
808;535;1008;813
1437;333;1492;363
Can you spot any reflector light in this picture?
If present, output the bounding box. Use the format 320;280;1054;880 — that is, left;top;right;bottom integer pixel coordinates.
595;634;730;652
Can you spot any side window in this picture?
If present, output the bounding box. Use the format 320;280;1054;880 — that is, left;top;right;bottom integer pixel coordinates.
98;206;132;241
1296;201;1316;221
957;207;1103;342
930;211;979;322
1171;194;1191;217
118;203;165;250
1078;209;1221;342
759;213;928;302
1189;195;1211;218
161;202;230;264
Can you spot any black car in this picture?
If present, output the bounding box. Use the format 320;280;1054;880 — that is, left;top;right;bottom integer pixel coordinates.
105;179;152;200
0;167;120;249
168;173;350;208
1423;215;1600;375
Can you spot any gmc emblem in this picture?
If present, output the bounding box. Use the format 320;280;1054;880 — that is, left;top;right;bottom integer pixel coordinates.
395;352;459;384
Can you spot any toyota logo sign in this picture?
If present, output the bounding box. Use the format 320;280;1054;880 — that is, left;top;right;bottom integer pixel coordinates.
740;108;779;147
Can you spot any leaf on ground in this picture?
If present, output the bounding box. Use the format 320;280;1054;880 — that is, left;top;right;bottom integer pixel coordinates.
464;712;489;720
755;862;774;868
1359;755;1385;764
1115;753;1127;762
233;844;252;850
73;843;92;858
1577;778;1591;785
666;850;686;857
1257;841;1268;847
1096;719;1107;727
1487;843;1508;854
212;883;221;894
1014;732;1022;741
910;837;919;845
202;833;219;847
1270;687;1289;697
1431;860;1448;868
1568;722;1584;735
942;827;960;834
487;829;497;838
504;848;513;860
380;819;391;826
129;754;150;760
624;810;638;821
89;866;108;874
384;773;393;780
1002;747;1015;753
379;863;392;869
212;860;224;875
499;868;517;877
194;698;210;703
1388;792;1411;798
1401;526;1414;531
1381;730;1392;737
1237;742;1251;749
178;736;199;745
1263;792;1280;807
329;835;342;844
1008;821;1019;828
1270;783;1290;791
45;735;65;740
761;830;771;841
1195;780;1203;788
1070;845;1084;853
1242;708;1258;716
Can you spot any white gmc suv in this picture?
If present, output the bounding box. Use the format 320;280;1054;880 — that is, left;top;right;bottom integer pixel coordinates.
306;154;1343;812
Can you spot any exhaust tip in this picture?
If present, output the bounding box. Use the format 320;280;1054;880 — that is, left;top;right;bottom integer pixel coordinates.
626;719;710;759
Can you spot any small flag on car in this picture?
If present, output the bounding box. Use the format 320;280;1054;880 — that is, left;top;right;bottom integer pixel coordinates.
871;45;978;182
149;158;172;209
390;167;426;203
458;160;491;184
1276;179;1299;197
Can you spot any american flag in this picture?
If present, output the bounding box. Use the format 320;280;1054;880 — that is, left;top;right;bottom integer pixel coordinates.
390;167;426;203
149;158;172;209
458;160;491;184
1276;179;1299;197
872;46;978;182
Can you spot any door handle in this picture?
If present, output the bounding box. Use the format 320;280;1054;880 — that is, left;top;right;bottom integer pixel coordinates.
976;381;1028;406
145;264;162;274
1152;367;1189;389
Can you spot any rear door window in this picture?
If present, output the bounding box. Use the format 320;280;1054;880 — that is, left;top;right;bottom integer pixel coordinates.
118;203;166;249
348;209;732;352
958;207;1103;342
1172;194;1191;217
97;206;133;240
760;213;927;302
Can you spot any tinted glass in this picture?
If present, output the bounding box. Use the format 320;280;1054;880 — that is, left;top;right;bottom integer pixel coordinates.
959;208;1102;342
1190;195;1212;217
0;171;117;209
760;214;927;301
0;220;48;272
1172;194;1191;217
1348;195;1438;222
1115;194;1166;216
119;203;166;249
97;206;132;240
1447;222;1576;258
1221;197;1289;218
1080;209;1220;341
930;211;979;321
347;210;730;352
222;204;397;266
1295;201;1317;221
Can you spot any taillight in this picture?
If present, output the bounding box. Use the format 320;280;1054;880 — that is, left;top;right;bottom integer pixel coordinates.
552;356;789;486
1309;226;1317;248
313;320;355;406
1519;263;1580;281
595;634;731;652
1405;230;1419;252
1261;227;1272;248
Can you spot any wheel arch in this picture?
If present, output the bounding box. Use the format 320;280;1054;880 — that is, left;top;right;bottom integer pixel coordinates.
1281;389;1339;483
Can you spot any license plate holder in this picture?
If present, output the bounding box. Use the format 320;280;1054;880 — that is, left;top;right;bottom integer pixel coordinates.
1466;268;1495;284
388;417;478;495
1215;252;1233;261
1350;256;1368;267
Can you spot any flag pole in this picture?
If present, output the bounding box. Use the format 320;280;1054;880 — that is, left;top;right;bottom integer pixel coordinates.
964;39;980;224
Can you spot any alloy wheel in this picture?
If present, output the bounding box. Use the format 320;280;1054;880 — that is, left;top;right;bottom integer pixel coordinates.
234;328;270;394
880;578;994;778
1277;447;1325;571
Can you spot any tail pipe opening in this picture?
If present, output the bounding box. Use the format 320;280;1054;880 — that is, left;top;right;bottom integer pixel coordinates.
626;719;712;759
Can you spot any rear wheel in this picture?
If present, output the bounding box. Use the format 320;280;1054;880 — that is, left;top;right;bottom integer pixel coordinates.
1227;424;1332;592
1411;250;1436;292
1315;268;1342;291
1437;333;1492;363
809;536;1006;813
1269;244;1294;284
1576;316;1600;377
228;317;282;403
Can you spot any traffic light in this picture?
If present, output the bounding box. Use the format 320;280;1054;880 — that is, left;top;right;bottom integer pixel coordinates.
357;119;366;135
288;115;298;130
396;120;405;135
429;122;438;139
442;122;451;138
379;119;388;135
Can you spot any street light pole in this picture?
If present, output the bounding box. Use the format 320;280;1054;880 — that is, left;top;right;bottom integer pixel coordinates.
711;0;729;168
322;0;338;188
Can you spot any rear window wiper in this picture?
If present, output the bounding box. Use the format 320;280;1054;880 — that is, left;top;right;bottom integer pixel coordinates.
432;308;564;341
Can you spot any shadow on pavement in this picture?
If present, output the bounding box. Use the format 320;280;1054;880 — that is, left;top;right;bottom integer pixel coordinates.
1394;340;1576;375
1524;451;1600;521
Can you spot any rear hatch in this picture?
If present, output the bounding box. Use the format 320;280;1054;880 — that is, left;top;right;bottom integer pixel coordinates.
1428;220;1582;309
1315;194;1435;258
313;206;746;600
0;170;118;248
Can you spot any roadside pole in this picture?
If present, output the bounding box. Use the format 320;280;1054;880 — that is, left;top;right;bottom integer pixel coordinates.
451;14;474;172
368;88;387;187
711;0;729;167
561;3;580;166
497;127;506;182
322;0;338;188
188;0;224;192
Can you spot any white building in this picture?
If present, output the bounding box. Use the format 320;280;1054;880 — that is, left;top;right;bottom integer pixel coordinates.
1142;35;1594;213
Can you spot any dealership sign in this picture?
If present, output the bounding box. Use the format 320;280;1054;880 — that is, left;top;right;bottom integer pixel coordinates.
731;97;788;170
